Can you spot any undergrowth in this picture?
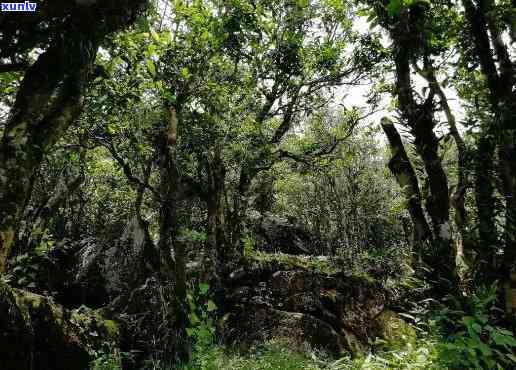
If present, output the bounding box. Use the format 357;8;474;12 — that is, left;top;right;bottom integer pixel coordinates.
92;281;516;370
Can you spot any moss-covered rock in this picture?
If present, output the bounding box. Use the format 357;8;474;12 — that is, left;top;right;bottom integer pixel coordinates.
224;252;391;355
248;252;340;276
0;282;119;370
374;309;416;348
0;282;33;369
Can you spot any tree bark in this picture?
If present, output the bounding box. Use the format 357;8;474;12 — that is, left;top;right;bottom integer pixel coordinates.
462;0;516;315
206;148;228;268
389;11;455;283
157;106;189;360
0;40;95;273
475;137;498;280
381;117;432;244
500;144;516;317
415;58;471;287
135;161;160;272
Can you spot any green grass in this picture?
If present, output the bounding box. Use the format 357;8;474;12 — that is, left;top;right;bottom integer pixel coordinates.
174;337;443;370
178;340;325;370
94;330;516;369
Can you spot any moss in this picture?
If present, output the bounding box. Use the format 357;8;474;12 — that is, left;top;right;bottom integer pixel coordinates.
0;281;34;369
16;290;44;310
348;269;377;284
342;328;367;354
0;229;15;273
249;252;339;276
1;282;120;369
374;310;416;348
70;308;120;346
102;319;119;339
248;252;378;285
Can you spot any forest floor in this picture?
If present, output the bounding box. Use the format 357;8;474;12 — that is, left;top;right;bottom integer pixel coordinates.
90;251;450;370
93;336;444;369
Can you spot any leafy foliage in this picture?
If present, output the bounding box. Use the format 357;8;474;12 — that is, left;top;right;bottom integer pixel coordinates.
435;285;516;369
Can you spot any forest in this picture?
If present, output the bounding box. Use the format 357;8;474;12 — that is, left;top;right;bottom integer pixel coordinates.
1;0;516;369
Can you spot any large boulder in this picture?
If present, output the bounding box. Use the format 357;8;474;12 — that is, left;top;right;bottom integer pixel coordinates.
14;217;159;309
223;252;411;355
249;212;313;255
373;309;416;348
0;282;119;370
70;217;157;307
224;305;346;354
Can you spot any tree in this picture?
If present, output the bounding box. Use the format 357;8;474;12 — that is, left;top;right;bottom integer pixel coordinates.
0;0;148;273
461;0;516;316
366;0;457;287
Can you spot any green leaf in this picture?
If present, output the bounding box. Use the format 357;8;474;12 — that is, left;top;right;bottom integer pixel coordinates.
206;300;217;312
506;353;516;363
181;67;190;80
162;90;176;104
477;342;492;357
161;31;172;45
188;312;200;324
150;28;160;43
146;60;156;77
387;0;403;16
199;283;209;295
472;323;482;333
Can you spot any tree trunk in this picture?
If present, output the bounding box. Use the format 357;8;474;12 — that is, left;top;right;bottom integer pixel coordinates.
157;106;189;360
381;118;432;245
475;137;498;281
390;15;455;283
500;144;516;317
0;40;96;273
462;0;516;315
415;58;469;271
135;161;160;272
0;0;149;273
206;148;228;269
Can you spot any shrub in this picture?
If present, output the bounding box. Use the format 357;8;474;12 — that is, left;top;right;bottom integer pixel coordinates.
435;284;516;369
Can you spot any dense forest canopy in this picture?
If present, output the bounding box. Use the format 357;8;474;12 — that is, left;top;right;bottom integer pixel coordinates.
1;0;516;369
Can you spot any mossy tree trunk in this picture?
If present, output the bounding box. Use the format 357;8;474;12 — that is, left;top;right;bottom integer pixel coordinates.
382;7;456;286
474;137;498;281
381;118;431;245
462;0;516;316
0;39;96;273
206;147;229;269
157;106;189;360
0;0;149;273
415;56;474;289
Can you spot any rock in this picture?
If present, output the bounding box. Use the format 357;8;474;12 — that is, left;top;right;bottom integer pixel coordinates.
0;282;119;370
251;212;313;255
374;309;416;348
224;305;346;354
224;253;391;355
74;217;157;305
34;217;159;308
0;282;33;369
